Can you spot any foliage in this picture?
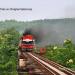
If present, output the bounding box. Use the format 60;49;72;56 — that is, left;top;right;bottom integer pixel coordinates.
0;26;75;75
0;28;20;75
45;39;75;70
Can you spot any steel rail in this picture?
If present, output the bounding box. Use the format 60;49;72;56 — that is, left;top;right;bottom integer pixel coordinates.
27;53;68;75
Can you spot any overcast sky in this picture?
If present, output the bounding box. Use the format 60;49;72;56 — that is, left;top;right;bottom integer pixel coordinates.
0;0;75;21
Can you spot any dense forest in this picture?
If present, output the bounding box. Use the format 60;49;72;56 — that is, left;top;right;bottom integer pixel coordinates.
0;28;19;75
0;18;75;32
0;19;75;75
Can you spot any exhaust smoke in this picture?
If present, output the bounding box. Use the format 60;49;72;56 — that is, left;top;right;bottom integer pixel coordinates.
23;28;44;44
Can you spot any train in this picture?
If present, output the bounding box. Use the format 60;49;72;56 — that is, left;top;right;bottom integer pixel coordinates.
19;34;35;52
18;34;46;53
17;34;46;72
17;34;35;71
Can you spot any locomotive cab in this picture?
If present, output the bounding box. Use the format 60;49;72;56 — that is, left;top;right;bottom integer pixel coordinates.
19;35;35;52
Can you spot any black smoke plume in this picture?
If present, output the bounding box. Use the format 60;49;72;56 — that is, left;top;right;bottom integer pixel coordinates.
23;28;44;43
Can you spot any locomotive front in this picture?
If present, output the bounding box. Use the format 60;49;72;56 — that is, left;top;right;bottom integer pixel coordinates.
19;34;35;52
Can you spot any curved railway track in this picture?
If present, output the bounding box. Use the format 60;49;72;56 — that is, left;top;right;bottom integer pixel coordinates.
18;52;75;75
30;52;75;75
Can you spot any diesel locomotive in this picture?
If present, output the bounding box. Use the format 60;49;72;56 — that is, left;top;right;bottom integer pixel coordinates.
19;34;35;52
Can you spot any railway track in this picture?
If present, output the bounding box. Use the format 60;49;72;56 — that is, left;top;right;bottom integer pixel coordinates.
18;52;75;75
30;53;75;75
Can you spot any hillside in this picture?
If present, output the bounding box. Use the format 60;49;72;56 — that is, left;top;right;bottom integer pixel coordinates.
0;18;75;46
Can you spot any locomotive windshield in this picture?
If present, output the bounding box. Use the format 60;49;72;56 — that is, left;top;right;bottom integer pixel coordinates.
22;41;34;44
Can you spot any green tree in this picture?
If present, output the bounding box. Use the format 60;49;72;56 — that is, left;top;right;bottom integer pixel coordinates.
0;28;20;75
45;39;75;70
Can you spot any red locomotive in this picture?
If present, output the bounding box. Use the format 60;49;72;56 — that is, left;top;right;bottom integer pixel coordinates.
19;34;35;52
17;34;46;72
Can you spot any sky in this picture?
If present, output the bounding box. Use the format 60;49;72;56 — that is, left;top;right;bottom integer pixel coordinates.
0;0;75;21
